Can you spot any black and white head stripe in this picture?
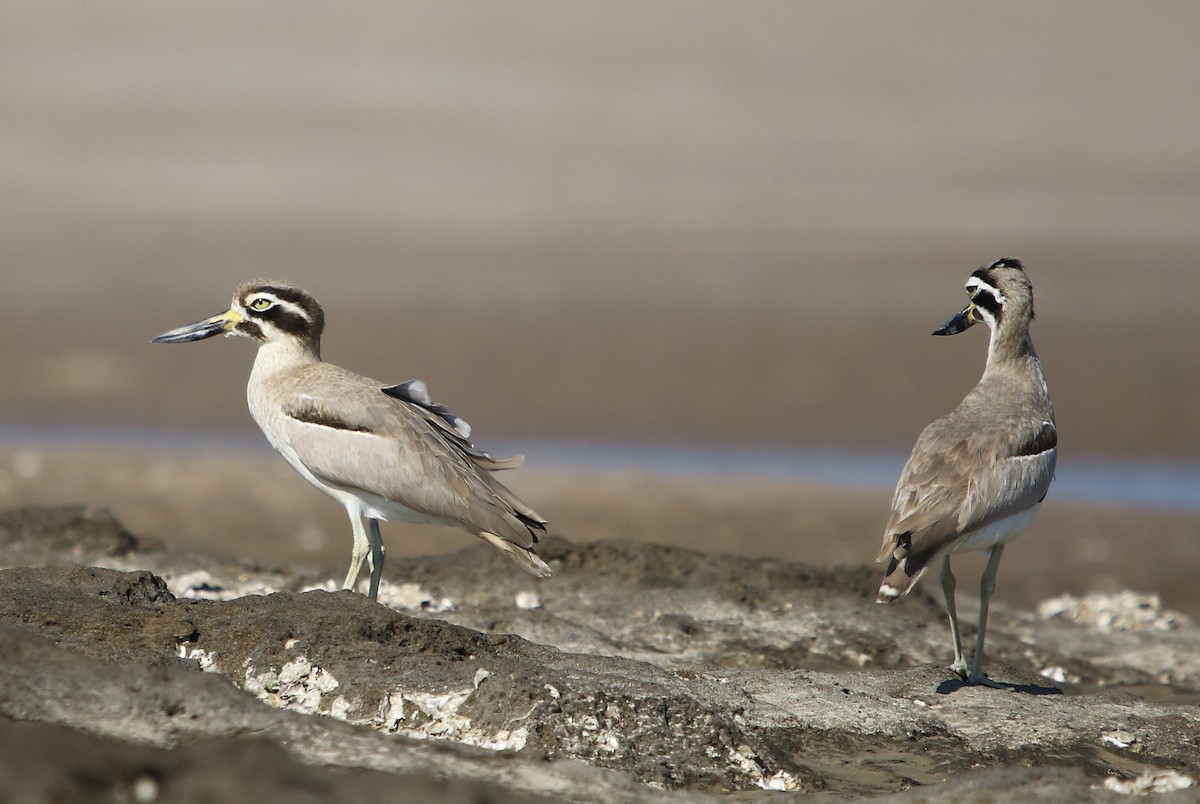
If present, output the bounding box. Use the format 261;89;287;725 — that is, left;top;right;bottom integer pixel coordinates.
966;257;1035;326
964;274;1003;325
234;281;326;342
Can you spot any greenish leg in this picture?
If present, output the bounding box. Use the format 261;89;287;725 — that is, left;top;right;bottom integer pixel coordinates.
343;513;371;592
967;544;1006;686
367;518;386;602
941;555;968;678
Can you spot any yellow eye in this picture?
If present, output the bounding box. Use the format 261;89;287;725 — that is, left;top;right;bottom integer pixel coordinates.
250;298;272;312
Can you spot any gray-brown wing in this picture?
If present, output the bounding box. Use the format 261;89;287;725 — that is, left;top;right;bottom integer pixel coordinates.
877;419;972;562
279;376;544;546
879;415;1057;564
380;380;525;471
380;380;545;528
959;419;1056;534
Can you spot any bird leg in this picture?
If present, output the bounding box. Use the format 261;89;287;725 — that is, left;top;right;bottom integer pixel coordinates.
967;544;1006;686
940;555;969;679
343;513;371;594
367;518;386;602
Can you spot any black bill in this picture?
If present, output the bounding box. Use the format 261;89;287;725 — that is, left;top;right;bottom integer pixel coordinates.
151;310;239;343
932;304;977;336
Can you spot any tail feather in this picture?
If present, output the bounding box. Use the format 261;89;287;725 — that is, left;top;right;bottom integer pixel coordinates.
483;475;548;532
479;531;553;578
876;553;931;604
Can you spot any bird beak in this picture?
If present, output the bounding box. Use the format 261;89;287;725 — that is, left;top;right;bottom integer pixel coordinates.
151;308;242;343
932;303;977;336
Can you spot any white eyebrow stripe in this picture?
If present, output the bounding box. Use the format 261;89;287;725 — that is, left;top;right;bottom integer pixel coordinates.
249;294;313;322
965;276;1005;307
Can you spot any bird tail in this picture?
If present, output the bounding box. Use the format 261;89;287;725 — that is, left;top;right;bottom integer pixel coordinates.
876;551;931;604
479;531;553;578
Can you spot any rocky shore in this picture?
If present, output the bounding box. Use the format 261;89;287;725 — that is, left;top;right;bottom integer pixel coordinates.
1;505;1198;802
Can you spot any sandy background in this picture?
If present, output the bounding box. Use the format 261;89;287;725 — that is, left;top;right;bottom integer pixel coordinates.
0;4;1196;611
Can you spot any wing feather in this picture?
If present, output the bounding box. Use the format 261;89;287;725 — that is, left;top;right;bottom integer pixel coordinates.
277;368;545;548
879;413;1056;565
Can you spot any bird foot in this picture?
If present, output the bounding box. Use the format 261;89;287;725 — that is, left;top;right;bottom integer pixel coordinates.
963;669;1004;688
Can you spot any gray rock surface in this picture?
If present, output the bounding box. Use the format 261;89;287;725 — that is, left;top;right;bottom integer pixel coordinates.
1;506;1198;802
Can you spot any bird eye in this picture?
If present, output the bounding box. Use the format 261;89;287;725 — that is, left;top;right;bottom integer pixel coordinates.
250;298;272;312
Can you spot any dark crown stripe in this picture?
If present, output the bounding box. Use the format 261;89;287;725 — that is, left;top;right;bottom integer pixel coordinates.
972;258;1025;283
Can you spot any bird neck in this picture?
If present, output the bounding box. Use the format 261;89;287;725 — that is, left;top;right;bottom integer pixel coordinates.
985;323;1038;377
251;336;321;380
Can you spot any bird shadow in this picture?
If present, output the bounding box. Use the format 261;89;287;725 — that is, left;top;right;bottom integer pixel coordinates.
936;677;1062;696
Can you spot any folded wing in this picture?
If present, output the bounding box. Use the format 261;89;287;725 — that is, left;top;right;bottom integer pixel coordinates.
279;368;547;554
877;414;1056;595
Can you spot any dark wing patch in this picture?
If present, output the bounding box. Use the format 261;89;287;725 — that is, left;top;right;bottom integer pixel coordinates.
285;397;372;433
1014;421;1057;457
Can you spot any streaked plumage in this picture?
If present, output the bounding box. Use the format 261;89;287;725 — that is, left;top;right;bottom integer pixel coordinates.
153;280;550;601
876;258;1055;684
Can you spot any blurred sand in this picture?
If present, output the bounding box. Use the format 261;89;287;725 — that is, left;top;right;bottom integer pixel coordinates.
0;2;1197;454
